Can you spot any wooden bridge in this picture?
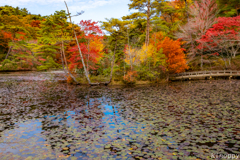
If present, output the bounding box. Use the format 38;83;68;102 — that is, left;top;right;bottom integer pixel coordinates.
169;70;240;80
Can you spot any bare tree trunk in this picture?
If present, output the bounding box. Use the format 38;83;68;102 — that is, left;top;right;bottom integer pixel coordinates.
145;1;150;46
87;40;89;72
228;58;231;68
127;28;132;71
5;46;13;59
64;1;93;85
61;41;79;83
166;72;169;82
60;48;68;75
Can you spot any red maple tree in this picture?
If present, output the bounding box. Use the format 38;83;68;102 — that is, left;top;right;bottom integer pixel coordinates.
197;15;240;58
68;20;104;71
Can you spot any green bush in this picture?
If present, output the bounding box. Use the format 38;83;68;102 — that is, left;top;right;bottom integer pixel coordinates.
103;67;111;77
0;59;18;70
37;57;61;71
136;66;160;81
20;60;31;69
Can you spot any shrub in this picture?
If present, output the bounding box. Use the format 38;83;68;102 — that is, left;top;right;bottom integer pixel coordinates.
37;57;61;71
1;59;18;70
67;75;74;84
122;71;138;85
103;67;111;77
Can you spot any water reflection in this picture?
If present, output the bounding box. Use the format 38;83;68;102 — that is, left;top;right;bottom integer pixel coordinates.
0;80;240;159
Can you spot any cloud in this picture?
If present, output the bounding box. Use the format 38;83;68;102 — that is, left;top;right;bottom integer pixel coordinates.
69;0;120;13
0;0;119;10
1;0;72;6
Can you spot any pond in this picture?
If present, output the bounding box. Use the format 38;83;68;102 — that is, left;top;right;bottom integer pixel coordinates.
0;71;66;82
0;79;240;159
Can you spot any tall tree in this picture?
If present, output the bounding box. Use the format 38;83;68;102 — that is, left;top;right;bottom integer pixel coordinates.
78;20;104;71
0;14;32;59
128;0;163;46
217;0;240;17
0;5;29;16
156;0;187;36
65;1;95;85
158;37;188;73
101;18;127;83
37;11;69;70
197;16;240;68
0;30;12;60
36;9;81;83
177;0;193;21
68;20;104;73
176;0;219;69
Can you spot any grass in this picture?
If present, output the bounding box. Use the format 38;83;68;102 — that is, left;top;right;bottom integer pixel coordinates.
74;75;168;86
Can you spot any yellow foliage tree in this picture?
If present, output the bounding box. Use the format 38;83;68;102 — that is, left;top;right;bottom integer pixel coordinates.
124;45;140;70
139;44;154;63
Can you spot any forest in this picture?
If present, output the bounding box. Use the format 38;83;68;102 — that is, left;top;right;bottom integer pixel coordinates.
1;1;240;159
0;0;240;85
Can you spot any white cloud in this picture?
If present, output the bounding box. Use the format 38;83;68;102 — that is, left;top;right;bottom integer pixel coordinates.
0;0;71;6
0;0;129;23
68;0;119;12
0;0;119;10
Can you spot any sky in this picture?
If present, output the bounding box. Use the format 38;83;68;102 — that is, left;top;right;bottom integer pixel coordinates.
0;0;136;25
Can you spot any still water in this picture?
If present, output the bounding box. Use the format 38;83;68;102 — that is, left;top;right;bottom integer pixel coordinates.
0;77;240;159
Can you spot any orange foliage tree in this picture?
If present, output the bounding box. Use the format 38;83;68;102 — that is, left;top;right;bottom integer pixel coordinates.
150;32;188;73
0;31;12;53
30;20;41;28
159;37;188;73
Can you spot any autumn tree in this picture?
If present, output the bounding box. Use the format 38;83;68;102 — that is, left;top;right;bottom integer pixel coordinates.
149;32;166;68
0;5;29;17
154;0;188;37
127;0;163;46
121;17;146;48
35;9;84;86
217;0;240;17
101;18;128;83
126;32;167;81
68;20;104;74
124;45;140;70
197;16;240;68
0;14;32;60
177;0;193;21
30;20;41;28
176;0;219;69
160;37;188;73
0;6;46;69
78;20;104;71
150;32;188;74
65;1;99;85
0;31;12;60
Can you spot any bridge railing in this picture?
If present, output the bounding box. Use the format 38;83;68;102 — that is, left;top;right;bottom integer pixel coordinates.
170;70;240;77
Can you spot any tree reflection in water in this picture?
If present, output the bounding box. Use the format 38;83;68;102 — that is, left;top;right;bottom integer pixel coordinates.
0;80;240;159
